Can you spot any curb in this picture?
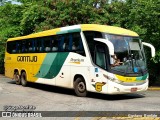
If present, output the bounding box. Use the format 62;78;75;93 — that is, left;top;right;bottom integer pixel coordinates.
148;87;160;91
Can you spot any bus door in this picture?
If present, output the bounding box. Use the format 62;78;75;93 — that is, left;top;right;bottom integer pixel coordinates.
90;40;111;92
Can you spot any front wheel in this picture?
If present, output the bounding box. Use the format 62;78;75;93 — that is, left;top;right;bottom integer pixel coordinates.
74;77;87;97
21;72;27;86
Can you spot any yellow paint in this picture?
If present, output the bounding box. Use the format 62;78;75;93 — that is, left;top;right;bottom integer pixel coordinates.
115;74;137;82
8;24;139;42
81;24;139;37
7;28;60;41
5;53;47;82
69;62;80;64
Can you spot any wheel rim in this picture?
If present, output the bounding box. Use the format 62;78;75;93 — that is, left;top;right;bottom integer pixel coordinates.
78;82;85;92
14;74;19;81
21;76;25;85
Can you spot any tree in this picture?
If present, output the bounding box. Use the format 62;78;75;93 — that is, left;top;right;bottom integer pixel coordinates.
106;0;160;84
0;0;6;6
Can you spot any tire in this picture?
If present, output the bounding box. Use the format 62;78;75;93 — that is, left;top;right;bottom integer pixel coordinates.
74;77;87;97
13;71;21;85
21;72;27;86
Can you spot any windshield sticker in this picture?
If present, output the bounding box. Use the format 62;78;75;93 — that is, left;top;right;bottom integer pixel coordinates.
134;67;138;73
95;68;98;72
129;42;140;50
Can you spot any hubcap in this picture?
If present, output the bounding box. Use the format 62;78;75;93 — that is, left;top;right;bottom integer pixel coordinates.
78;82;85;92
14;74;19;81
21;76;25;84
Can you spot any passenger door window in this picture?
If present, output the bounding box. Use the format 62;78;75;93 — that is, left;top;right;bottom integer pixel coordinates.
95;44;107;69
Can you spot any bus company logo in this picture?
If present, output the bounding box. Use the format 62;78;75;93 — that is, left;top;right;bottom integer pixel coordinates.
92;82;106;92
2;112;11;117
69;58;84;64
2;112;42;118
17;56;37;62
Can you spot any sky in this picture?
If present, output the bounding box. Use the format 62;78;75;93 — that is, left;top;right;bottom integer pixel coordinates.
7;0;21;5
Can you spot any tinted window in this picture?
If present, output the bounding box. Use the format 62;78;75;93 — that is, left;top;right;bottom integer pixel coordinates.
7;32;85;56
83;31;103;61
95;44;107;69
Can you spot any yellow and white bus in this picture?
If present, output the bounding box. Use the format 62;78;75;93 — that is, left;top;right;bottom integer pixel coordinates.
5;24;155;96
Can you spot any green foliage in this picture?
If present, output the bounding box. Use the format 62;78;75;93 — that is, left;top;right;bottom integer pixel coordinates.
0;0;159;84
0;44;4;74
125;0;160;84
0;3;23;40
20;4;52;35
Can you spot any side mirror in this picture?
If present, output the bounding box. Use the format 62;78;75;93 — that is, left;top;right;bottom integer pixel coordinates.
142;42;155;57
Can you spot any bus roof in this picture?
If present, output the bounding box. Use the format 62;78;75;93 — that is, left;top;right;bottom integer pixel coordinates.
7;24;139;41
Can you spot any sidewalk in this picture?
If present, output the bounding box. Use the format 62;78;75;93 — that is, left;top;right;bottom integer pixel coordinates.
148;81;160;91
148;86;160;91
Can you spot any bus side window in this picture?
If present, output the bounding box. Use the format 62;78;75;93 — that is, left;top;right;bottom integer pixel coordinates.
79;38;84;51
36;38;42;52
32;39;36;52
63;34;70;51
44;37;51;52
83;31;103;61
22;40;26;53
16;41;21;53
27;41;32;52
72;33;79;51
7;41;16;53
72;32;85;56
51;36;58;52
38;38;44;52
58;36;65;51
95;44;107;69
68;34;73;51
33;39;37;52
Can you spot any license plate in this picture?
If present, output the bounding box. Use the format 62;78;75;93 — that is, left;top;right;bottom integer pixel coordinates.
131;88;137;92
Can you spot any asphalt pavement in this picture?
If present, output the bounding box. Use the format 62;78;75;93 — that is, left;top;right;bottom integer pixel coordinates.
0;74;160;120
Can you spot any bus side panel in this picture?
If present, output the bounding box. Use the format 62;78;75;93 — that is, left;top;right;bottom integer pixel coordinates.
67;53;92;90
5;53;19;79
5;53;47;82
34;52;64;85
5;62;14;79
55;52;71;88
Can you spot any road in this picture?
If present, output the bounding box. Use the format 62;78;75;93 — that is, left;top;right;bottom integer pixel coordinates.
0;75;160;119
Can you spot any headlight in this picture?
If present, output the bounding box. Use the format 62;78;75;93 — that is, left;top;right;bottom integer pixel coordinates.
103;74;122;84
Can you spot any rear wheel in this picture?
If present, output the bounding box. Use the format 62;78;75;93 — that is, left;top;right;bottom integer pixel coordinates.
74;77;87;97
21;72;27;86
13;71;21;85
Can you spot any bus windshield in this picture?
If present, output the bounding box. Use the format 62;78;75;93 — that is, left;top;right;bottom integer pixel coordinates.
105;34;147;75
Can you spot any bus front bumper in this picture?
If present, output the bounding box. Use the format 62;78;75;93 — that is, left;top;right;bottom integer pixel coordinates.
105;80;148;94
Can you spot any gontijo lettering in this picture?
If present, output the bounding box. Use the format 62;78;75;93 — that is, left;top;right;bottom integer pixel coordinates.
17;56;37;62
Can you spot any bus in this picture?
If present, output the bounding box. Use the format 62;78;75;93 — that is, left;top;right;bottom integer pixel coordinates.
4;24;155;97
